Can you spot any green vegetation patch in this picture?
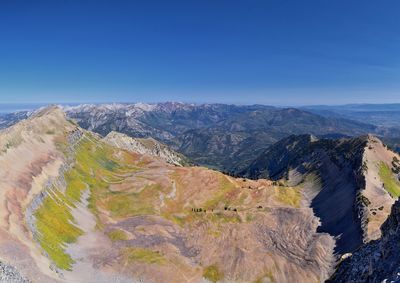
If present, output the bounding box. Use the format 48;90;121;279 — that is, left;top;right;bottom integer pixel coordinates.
275;186;302;207
34;133;142;270
46;130;55;135
107;229;129;242
70;135;144;217
34;188;83;270
105;189;157;217
379;162;400;198
203;175;237;210
203;265;224;283
122;247;167;265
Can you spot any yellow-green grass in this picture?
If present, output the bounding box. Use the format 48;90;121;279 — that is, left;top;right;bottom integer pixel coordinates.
70;135;145;216
203;175;237;210
34;188;83;270
34;133;141;270
379;162;400;198
104;186;159;218
275;186;302;208
122;247;167;265
203;265;224;283
163;174;243;226
107;229;129;242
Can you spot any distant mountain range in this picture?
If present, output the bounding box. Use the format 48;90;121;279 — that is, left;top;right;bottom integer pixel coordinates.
65;103;400;171
2;102;400;172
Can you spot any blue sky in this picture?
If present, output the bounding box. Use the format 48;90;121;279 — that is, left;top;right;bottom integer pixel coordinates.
0;0;399;105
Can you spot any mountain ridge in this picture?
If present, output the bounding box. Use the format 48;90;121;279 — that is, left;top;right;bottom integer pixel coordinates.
0;106;338;282
238;134;400;254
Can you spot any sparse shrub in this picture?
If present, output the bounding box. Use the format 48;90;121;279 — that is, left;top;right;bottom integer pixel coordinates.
362;161;368;172
108;229;129;242
203;265;224;283
360;195;371;207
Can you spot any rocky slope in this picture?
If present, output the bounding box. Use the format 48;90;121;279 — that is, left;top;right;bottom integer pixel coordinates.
0;261;30;283
0;106;337;283
103;131;190;166
239;134;400;255
328;199;400;283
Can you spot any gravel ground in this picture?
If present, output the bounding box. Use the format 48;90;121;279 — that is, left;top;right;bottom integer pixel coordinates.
0;261;30;283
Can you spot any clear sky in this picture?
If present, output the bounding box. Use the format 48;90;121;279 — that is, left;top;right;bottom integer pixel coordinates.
0;0;399;105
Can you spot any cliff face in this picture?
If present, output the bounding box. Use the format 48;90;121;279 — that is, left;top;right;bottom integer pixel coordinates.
329;200;400;283
240;135;400;255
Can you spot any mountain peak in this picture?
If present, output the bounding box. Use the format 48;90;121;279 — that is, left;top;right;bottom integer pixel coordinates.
30;104;64;118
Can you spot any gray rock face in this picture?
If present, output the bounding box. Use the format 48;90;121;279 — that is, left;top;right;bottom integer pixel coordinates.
103;131;190;166
0;262;30;283
329;200;400;283
239;134;372;254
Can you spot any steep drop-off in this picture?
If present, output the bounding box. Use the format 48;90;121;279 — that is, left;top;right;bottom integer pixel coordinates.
239;135;400;255
329;199;400;282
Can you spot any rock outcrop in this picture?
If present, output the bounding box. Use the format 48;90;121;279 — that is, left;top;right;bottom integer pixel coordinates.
103;131;190;166
329;199;400;282
0;261;30;283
